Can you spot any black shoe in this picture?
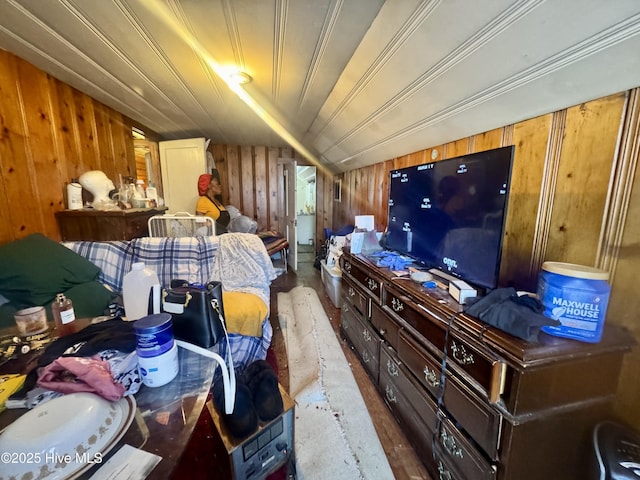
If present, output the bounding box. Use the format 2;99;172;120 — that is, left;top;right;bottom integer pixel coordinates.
243;360;284;422
213;373;258;439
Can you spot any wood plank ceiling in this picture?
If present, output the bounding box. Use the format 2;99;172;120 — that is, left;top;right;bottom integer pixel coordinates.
1;0;639;173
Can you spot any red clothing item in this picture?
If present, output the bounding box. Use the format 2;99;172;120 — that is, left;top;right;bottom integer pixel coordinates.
37;356;125;401
198;173;212;196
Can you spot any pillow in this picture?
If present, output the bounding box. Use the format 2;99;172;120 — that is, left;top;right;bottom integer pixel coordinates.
0;233;101;307
0;303;18;330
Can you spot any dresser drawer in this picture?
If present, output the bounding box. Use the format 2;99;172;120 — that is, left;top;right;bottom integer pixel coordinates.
380;346;437;431
384;284;505;400
435;417;497;480
341;302;380;382
398;329;502;460
378;347;436;454
371;302;400;350
340;299;359;342
380;347;496;480
342;257;382;304
342;276;370;318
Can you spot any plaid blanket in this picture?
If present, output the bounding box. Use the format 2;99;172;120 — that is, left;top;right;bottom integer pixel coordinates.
63;236;270;370
63;236;219;292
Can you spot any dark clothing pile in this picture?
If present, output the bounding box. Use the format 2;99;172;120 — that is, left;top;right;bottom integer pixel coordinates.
465;287;560;342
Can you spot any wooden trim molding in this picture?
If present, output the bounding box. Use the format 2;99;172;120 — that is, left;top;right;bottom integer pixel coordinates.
529;109;566;279
501;124;514;147
597;88;640;281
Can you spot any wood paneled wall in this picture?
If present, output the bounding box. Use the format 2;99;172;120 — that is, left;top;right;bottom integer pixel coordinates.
0;50;136;244
207;143;332;245
334;90;640;430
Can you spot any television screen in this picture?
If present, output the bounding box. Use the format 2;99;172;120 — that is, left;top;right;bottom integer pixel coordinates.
385;146;514;290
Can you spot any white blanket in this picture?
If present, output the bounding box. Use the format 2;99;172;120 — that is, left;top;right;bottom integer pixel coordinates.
209;232;277;308
278;286;394;479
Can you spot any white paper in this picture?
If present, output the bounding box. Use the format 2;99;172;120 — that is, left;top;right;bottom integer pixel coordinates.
89;444;162;480
354;215;374;230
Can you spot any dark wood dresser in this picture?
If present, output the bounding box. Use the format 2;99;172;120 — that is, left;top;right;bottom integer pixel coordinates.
55;207;167;241
339;250;635;480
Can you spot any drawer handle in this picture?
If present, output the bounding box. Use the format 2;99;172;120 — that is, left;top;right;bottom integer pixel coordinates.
423;366;440;388
362;329;372;343
440;428;464;458
379;328;386;336
361;349;370;364
385;385;397;404
367;278;378;291
387;359;399;377
451;341;474;365
437;461;452;480
344;261;351;273
349;287;356;297
391;298;404;312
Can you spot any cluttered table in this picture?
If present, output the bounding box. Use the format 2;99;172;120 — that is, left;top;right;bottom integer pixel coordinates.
0;318;215;479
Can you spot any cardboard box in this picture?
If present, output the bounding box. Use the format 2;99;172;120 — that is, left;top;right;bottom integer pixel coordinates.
321;259;342;308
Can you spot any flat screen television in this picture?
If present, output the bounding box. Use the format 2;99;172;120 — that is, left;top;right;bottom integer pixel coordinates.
384;146;514;291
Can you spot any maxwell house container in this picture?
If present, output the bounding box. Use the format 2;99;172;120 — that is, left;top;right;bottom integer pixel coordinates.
134;313;179;387
537;261;611;343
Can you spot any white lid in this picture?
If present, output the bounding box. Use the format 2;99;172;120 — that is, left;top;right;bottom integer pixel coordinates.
132;262;145;270
542;261;609;281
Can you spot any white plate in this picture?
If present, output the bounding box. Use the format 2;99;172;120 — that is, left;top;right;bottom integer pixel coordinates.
0;392;136;480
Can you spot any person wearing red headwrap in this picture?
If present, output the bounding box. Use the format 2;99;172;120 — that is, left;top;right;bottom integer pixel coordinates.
196;173;230;233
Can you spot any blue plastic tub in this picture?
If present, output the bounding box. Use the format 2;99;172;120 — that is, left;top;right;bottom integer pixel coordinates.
134;313;175;358
134;313;179;387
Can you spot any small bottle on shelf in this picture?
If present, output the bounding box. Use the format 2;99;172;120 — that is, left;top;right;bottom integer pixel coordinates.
135;179;146;198
52;293;76;337
146;181;158;202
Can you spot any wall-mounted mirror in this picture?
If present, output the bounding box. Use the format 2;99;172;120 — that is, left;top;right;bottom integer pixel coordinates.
132;128;162;197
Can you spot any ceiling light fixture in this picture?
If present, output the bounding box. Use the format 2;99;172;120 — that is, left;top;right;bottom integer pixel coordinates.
228;71;252;85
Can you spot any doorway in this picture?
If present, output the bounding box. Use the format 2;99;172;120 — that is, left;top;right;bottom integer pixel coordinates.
296;166;316;265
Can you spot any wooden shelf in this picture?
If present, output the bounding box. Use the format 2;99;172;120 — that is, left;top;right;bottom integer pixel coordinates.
55;207;168;241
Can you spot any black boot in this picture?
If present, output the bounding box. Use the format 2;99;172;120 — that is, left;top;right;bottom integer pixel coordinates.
212;372;258;439
242;360;284;422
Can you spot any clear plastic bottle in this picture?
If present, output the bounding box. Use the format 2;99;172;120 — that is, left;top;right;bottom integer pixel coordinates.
136;179;146;198
146;181;158;202
145;181;158;208
129;183;139;200
52;293;76;337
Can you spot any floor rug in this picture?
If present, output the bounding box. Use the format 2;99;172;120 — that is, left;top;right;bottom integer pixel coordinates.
277;286;394;479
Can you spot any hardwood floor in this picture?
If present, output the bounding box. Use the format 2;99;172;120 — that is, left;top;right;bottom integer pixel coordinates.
269;246;431;480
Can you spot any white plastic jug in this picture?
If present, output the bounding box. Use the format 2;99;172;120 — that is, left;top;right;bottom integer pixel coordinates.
122;262;161;321
66;182;83;210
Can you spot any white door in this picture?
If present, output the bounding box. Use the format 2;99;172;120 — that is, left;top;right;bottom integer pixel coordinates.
283;160;298;272
159;138;209;214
